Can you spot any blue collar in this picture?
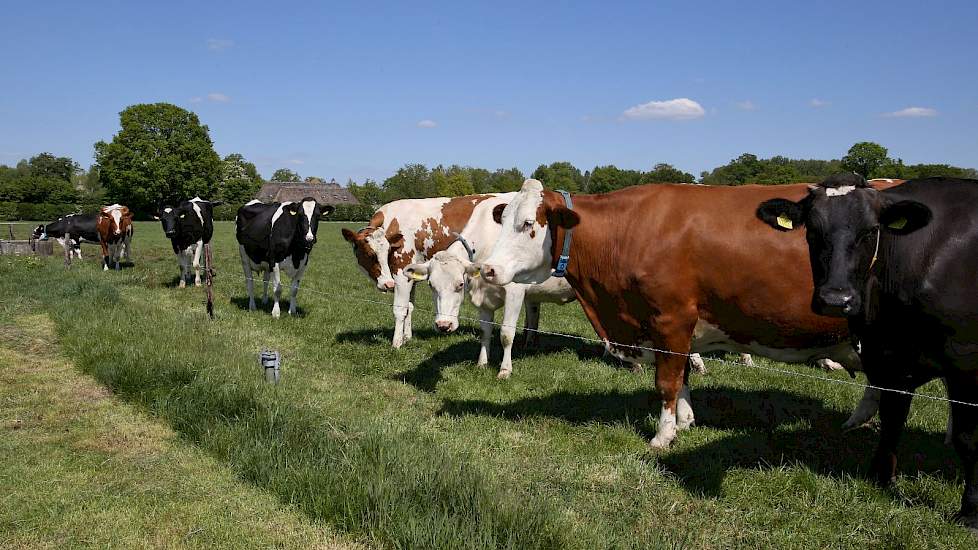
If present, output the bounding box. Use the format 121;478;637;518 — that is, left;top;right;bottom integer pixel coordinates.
552;190;573;277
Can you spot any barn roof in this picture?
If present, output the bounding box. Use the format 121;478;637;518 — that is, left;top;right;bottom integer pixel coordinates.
255;180;360;205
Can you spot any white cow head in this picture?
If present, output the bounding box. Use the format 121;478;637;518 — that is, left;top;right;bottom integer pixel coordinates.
404;250;481;333
479;179;579;285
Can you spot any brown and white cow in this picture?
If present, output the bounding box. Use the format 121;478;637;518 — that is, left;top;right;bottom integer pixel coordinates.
97;204;134;271
477;179;903;448
342;194;503;347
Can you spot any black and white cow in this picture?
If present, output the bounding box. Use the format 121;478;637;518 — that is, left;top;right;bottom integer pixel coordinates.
32;213;100;259
155;197;220;287
235;198;335;317
758;174;978;532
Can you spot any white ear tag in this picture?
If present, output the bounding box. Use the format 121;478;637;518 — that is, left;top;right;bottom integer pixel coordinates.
776;214;793;230
888;217;907;230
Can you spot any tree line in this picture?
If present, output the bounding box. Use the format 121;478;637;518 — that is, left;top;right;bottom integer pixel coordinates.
2;101;975;220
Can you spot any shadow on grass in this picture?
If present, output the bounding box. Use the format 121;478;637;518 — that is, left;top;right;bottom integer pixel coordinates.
228;296;308;318
439;385;958;497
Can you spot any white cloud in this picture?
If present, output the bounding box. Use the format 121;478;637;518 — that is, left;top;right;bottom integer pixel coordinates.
883;106;938;118
622;98;705;120
207;38;234;51
735;100;758;111
810;98;829;108
189;96;203;104
286;159;305;165
207;92;230;103
417;119;437;128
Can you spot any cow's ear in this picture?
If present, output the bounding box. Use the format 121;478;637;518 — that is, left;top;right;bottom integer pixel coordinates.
492;204;507;224
386;219;404;249
880;199;931;235
320;204;335;219
550;206;580;230
341;228;358;242
404;263;429;281
756;198;805;231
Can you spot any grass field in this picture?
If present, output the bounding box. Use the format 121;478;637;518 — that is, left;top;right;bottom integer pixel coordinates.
0;220;974;548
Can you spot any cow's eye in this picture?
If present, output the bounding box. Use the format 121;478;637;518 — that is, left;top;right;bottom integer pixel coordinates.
455;282;465;292
522;220;534;231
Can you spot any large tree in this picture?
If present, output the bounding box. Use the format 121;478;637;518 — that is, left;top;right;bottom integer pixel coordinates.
94;103;222;212
271;168;301;182
219;153;264;203
587;165;643;193
347;178;386;207
841;142;890;178
383;163;434;198
486;167;525;192
531;161;585;192
28;152;78;183
641;163;695;184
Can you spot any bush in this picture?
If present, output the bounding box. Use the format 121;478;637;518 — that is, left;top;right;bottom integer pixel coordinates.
213;203;242;221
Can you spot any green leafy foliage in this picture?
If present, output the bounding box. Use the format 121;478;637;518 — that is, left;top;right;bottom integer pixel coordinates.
531;161;585;192
219;153;264;203
271;168;301;182
94;103;222;213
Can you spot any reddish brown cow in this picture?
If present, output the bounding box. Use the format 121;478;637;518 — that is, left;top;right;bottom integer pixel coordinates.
479;179;903;448
97;204;133;271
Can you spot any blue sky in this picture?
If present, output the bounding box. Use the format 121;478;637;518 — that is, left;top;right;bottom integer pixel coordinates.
2;1;976;182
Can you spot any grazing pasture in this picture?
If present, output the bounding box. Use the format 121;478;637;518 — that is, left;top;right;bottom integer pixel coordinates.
0;220;974;548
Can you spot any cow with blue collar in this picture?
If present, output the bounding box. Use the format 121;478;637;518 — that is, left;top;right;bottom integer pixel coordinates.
402;192;577;378
33;213;100;259
235;198;334;318
155;197;221;288
757;174;978;532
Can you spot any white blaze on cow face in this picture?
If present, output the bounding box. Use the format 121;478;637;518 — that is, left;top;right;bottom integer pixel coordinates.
407;251;469;332
301;200;316;242
363;229;396;290
110;208;122;234
481;179;553;285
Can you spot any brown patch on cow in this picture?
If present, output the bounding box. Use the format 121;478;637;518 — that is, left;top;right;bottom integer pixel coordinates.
385;218;404;249
412;194;495;258
352;239;382;281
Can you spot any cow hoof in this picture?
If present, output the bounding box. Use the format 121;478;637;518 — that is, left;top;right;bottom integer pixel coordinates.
630;364;644;374
677;417;695;431
497;369;512;380
816;358;845;371
179;280;186;289
195;281;201;287
842;417;878;432
648;436;672;450
271;306;281;318
392;339;404;349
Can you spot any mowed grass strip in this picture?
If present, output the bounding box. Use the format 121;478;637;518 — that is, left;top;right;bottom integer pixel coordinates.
0;312;361;549
0;221;975;548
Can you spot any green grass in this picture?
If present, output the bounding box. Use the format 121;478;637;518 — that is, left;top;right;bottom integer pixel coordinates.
0;220;974;548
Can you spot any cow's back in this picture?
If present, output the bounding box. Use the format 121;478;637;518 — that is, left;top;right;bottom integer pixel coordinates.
568;183;849;353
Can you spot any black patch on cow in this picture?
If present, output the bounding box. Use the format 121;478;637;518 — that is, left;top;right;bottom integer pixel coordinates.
157;199;218;254
235;199;333;269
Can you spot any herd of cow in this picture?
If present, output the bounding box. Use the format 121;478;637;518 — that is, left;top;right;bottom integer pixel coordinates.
32;175;978;531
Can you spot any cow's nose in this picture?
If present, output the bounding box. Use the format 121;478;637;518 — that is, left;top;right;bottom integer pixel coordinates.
435;321;454;333
482;265;497;281
815;288;856;316
384;280;396;290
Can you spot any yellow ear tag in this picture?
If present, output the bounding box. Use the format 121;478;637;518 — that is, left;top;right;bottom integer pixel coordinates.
776;214;793;230
470;268;481;278
888;217;907;230
410;272;426;281
290;210;297;216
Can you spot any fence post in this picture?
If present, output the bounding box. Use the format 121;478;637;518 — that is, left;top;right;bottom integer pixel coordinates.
204;242;215;318
7;224;13;240
63;235;71;269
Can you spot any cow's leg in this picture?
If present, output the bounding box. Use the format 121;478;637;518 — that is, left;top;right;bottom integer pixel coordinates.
123;233;131;260
946;373;978;530
101;238;109;271
288;269;303;316
271;263;282;318
650;318;695;449
191;240;203;286
74;241;82;259
677;364;695;431
262;270;271;305
523;300;541;349
497;285;526;379
870;386;913;487
391;279;412;348
240;250;256;311
178;251;188;288
477;307;493;367
740;353;754;367
404;284;416;342
844;388;881;431
941;378;954;446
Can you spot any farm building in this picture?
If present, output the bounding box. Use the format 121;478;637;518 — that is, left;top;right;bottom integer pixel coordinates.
255;178;360;205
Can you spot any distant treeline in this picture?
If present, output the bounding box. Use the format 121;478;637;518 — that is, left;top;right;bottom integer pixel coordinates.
3;100;976;222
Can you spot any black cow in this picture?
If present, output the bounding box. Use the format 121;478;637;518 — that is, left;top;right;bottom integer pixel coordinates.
154;197;221;287
33;213;100;259
235;198;334;317
758;174;978;532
